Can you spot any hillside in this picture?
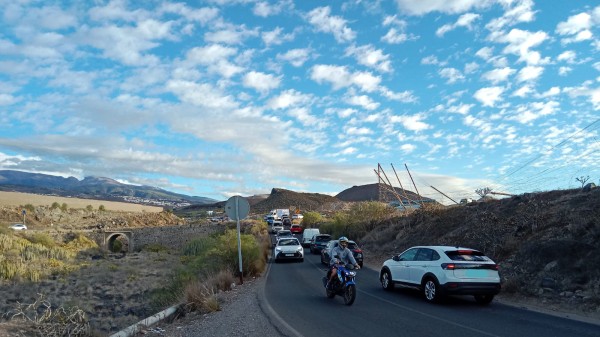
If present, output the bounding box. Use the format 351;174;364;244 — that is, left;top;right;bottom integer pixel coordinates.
360;187;600;316
336;183;436;205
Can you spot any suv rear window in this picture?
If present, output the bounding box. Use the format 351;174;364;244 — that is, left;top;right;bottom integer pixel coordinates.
445;250;490;262
315;235;331;242
347;242;359;250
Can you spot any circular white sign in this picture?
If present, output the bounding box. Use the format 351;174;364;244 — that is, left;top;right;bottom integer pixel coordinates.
225;196;250;220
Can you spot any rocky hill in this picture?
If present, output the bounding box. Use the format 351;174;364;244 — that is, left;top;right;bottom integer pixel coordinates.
336;182;435;204
359;187;600;316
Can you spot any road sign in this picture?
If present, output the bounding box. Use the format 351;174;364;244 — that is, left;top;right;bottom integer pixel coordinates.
225;196;250;220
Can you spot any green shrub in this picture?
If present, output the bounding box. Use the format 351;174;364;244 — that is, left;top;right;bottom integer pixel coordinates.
51;202;60;210
25;232;56;248
60;203;68;212
301;211;323;228
86;205;93;211
143;243;169;254
98;205;106;211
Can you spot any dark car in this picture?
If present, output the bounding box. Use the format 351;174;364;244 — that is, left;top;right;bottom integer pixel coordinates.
282;217;292;228
320;239;363;267
309;234;331;254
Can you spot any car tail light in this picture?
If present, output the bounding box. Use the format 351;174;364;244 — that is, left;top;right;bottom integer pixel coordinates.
354;249;362;253
441;263;456;270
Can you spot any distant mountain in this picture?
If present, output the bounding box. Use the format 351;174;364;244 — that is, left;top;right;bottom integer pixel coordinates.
0;170;217;206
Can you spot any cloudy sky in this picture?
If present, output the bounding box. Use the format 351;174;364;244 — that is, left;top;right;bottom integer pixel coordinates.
1;0;599;204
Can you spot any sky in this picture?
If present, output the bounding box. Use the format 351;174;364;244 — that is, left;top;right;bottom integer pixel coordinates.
0;0;599;205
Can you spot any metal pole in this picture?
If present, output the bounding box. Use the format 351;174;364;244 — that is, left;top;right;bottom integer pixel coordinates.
236;197;244;285
430;185;459;204
405;163;422;206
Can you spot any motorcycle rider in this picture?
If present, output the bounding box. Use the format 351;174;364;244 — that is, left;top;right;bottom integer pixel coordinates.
326;236;360;289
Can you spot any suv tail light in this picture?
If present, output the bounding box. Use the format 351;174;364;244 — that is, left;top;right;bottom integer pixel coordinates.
441;263;456;270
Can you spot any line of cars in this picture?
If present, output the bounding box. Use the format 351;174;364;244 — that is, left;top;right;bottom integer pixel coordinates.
275;229;502;305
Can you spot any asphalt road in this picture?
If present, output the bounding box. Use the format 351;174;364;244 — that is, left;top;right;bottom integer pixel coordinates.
263;241;599;337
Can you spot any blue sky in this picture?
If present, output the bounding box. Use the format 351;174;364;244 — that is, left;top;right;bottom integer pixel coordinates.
0;0;599;204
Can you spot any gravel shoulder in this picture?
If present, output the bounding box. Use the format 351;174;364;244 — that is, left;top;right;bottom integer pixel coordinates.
159;276;284;337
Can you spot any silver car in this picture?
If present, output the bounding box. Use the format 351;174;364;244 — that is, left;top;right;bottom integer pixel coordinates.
9;223;27;230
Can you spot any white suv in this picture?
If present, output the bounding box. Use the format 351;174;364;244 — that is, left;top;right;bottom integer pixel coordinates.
379;246;501;305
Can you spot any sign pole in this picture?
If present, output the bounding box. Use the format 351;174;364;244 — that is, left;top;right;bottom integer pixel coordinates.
225;196;249;286
236;197;243;285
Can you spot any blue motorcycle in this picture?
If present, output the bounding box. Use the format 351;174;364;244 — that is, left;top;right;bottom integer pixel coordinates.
322;259;357;305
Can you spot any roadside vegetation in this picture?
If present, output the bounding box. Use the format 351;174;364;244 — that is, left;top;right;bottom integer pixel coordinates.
311;201;398;240
150;220;271;315
0;230;98;282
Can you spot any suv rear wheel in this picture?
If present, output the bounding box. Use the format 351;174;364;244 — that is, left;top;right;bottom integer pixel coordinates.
422;277;441;303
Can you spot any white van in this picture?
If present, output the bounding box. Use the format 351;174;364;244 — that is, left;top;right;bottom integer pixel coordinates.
301;228;320;247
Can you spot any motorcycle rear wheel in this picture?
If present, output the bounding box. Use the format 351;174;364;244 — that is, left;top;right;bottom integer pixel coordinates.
343;284;356;305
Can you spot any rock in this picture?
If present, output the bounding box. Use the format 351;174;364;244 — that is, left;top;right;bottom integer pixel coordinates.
541;277;557;289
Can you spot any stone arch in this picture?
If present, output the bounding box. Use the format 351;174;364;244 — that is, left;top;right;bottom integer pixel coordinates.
104;231;134;252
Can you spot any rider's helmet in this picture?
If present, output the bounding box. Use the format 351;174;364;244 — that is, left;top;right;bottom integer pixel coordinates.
338;236;349;247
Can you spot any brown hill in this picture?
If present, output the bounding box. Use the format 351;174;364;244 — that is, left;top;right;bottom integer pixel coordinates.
336;183;435;204
360;187;600;316
252;188;342;213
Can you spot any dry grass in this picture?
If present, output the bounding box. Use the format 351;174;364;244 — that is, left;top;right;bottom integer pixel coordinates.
0;191;162;212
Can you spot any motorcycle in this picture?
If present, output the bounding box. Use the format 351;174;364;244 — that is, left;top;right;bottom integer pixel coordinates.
321;258;357;305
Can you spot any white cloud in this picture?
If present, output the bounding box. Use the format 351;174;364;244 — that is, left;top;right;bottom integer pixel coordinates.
310;65;381;92
556;12;592;43
558;66;572;76
486;0;536;31
511;101;559;124
346;95;380;110
494;28;548;65
340;147;357;155
400;143;416;154
436;13;480;37
345;44;392;72
481;67;515;84
345;126;373;136
262;27;294;47
395;0;491;16
439;67;465;84
253;1;292;17
204;26;259;45
242;71;281;94
473;86;504;107
513;85;532;98
475;46;494;60
517;66;543;82
557;50;576;63
185;44;243;78
277;48;311;67
307;6;356;43
390;114;431;132
381;15;415;44
266;89;311;110
380;88;418;103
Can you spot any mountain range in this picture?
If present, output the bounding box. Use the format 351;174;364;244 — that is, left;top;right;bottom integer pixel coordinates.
0;170;217;206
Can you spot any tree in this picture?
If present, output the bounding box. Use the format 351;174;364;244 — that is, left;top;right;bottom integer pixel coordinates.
86;205;93;211
575;175;590;188
475;187;492;198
